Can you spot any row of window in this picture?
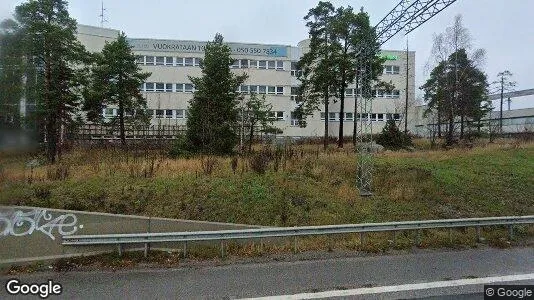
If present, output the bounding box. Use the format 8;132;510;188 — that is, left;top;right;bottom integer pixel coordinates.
320;112;402;122
344;88;401;98
103;108;402;123
137;56;203;67
103;108;189;119
141;83;195;93
237;85;284;95
231;59;284;70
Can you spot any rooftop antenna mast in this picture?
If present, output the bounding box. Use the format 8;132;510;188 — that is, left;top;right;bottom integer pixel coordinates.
99;1;108;28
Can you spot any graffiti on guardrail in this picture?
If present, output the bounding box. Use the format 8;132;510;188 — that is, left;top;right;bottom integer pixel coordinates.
0;208;84;240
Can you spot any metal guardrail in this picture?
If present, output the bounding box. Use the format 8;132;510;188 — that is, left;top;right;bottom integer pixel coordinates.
62;216;534;257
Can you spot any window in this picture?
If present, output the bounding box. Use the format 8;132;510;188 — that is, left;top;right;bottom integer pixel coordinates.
155;109;164;118
268;111;284;121
165;57;174;66
268;86;276;95
146;109;154;118
194;58;202;66
155;83;165;92
145;82;155;92
249;60;257;68
345;112;354;121
258;85;267;94
329;112;337;121
290;111;300;126
184;57;194;66
394;113;401;120
384;65;400;75
175;83;184;92
184;84;194;93
145;56;155;65
276;86;284;95
240;59;249;68
249;85;258;93
175;109;184;119
320;112;326;120
345;88;354;96
276;61;284;70
392;90;400;98
104;108;114;117
267;60;276;69
136;56;145;65
240;85;249;93
258;60;267;69
139;83;145;91
231;60;239;68
155;56;165;66
291;62;302;77
165;109;173;119
175;57;184;66
165;83;173;92
376;90;384;98
377;113;384;121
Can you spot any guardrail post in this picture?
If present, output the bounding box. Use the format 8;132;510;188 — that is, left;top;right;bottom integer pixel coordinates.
293;237;298;254
508;225;514;240
393;231;397;246
448;228;453;243
183;242;188;258
416;229;422;246
220;240;225;258
118;244;123;257
144;243;150;258
476;226;482;242
360;233;366;246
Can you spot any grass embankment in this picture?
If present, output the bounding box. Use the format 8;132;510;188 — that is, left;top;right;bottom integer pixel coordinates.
1;140;533;271
1;141;533;225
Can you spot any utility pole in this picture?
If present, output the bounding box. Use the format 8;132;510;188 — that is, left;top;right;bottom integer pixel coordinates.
404;39;409;134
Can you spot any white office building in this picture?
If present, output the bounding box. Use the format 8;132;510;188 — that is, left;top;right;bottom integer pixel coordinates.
77;24;415;137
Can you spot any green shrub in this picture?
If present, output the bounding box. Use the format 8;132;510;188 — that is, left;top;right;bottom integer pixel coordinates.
168;136;193;159
376;120;413;150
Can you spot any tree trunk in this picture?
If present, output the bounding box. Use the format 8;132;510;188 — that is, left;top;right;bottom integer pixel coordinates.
338;72;346;148
460;115;464;139
437;106;441;138
352;73;359;146
248;121;254;153
323;91;329;150
119;99;126;146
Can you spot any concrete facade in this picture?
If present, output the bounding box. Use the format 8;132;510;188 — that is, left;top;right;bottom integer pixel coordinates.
76;24;416;137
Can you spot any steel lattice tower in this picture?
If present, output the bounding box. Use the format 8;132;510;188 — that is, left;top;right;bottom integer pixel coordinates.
356;0;458;196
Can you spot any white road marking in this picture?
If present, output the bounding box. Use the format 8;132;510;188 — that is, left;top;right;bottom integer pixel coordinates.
239;273;534;300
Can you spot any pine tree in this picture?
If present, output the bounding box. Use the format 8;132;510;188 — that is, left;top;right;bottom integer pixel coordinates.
297;1;338;150
14;0;90;162
186;33;247;155
84;32;150;146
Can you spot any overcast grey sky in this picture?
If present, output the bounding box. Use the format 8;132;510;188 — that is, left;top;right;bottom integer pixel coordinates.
1;0;533;109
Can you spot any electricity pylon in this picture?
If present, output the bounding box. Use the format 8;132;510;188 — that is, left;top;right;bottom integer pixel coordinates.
356;0;458;196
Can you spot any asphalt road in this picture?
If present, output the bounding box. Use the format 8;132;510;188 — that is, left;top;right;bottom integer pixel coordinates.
1;247;533;299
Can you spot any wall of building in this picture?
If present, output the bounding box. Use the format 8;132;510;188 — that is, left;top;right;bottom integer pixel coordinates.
76;25;416;138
